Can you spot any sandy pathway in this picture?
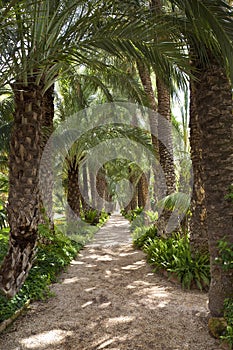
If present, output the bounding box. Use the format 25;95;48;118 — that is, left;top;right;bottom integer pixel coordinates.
0;214;221;350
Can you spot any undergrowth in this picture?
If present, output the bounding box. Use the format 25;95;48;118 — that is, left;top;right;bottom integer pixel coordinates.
0;225;83;323
218;239;233;348
131;213;210;291
143;234;210;290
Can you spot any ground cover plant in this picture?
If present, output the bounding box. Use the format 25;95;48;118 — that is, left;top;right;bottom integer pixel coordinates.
143;234;210;290
217;239;233;348
0;208;110;323
130;211;210;291
0;225;83;322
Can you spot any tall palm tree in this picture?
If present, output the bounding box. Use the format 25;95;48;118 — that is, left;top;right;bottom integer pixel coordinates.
1;0;148;297
168;0;233;316
191;52;233;317
149;0;176;235
0;0;89;297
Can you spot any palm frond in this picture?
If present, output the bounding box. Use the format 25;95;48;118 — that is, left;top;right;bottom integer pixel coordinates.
169;0;233;83
157;192;190;214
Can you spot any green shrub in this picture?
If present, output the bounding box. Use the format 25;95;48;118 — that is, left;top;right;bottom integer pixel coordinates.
218;239;233;271
0;201;8;229
97;210;109;227
126;209;158;233
221;299;233;348
133;225;157;249
218;239;233;348
81;209;99;225
121;207;143;222
0;228;9;262
81;208;109;226
144;234;210;290
0;225;83;322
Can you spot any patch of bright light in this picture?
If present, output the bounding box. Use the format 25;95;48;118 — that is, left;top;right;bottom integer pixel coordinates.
106;316;135;326
62;276;79;284
20;329;73;349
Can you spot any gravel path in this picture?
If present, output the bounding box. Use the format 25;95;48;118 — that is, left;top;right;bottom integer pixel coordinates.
0;214;221;350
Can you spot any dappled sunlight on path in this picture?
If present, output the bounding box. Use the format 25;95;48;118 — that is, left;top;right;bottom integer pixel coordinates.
87;214;132;247
0;214;221;350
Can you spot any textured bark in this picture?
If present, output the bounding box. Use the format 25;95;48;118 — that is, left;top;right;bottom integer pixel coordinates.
156;78;176;236
125;170;138;212
136;60;159;210
189;78;208;254
80;163;91;212
0;81;43;298
195;58;233;316
96;168;106;211
149;0;176;235
39;84;54;228
137;172;149;209
89;171;96;209
67;161;81;221
157;79;175;194
136;61;159;158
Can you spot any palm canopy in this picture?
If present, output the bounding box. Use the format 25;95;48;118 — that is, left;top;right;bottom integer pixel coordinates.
0;0;192;92
167;0;233;83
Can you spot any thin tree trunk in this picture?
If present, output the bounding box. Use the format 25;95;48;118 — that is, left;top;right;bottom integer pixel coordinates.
137;172;149;208
128;169;138;211
67;161;81;221
150;0;176;236
96;167;106;211
195;57;233;317
157;78;176;194
89;171;96;209
189;78;208;254
39;84;54;229
0;81;43;298
136;60;159;212
156;78;176;236
136;61;159;158
80;162;91;212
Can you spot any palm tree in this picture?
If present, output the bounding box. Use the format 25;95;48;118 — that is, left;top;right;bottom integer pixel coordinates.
0;0;129;297
191;52;233;317
168;0;233;316
0;0;88;297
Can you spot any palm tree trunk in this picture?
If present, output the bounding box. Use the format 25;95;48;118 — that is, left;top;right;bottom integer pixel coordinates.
157;78;176;194
39;84;54;229
96;167;106;211
80;162;91;212
67;161;81;221
156;78;176;236
189;78;208;254
0;81;43;298
137;172;149;208
128;170;138;211
195;57;233;317
136;61;159;158
136;60;159;213
89;171;96;209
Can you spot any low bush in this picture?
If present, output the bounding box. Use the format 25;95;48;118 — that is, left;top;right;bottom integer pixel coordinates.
0;201;8;230
133;225;158;249
81;208;109;226
97;210;109;227
0;225;83;323
143;233;210;290
121;207;143;222
218;239;233;348
221;298;233;348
